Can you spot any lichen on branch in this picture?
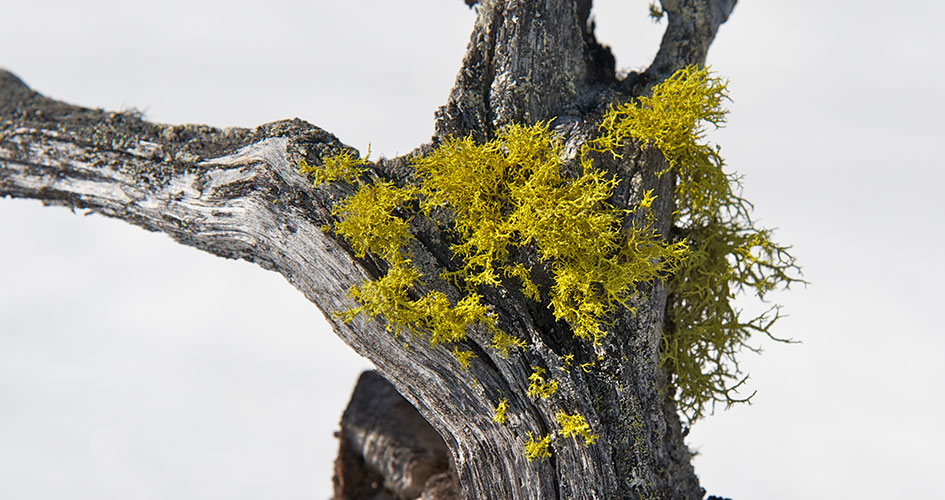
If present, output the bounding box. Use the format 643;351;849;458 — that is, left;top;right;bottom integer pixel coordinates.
412;122;688;343
311;119;685;351
592;65;804;422
300;65;802;455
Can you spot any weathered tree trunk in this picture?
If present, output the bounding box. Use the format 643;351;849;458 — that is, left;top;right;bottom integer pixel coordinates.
0;1;736;498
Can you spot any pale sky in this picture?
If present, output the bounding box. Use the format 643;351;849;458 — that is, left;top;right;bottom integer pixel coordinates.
2;1;943;499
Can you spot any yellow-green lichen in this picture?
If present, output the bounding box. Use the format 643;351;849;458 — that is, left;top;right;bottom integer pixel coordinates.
452;347;476;371
413;121;687;343
560;353;575;367
299;149;368;186
310;118;686;352
326;171;495;346
302;64;800;427
523;432;552;461
493;398;509;424
331;181;415;264
591;65;803;422
417;291;491;345
341;263;420;336
555;411;598;446
505;263;540;301
490;330;528;358
526;366;559;400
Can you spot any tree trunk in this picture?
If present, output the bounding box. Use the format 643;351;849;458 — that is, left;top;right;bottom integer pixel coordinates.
0;1;736;498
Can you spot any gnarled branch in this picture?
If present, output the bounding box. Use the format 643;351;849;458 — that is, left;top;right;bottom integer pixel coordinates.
0;68;585;499
630;0;738;93
1;1;740;497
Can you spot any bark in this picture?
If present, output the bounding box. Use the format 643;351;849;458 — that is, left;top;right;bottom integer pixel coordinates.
628;0;737;94
333;371;460;500
0;1;736;498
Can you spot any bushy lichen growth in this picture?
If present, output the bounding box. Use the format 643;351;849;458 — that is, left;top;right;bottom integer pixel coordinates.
299;149;368;186
310;120;685;354
412;122;687;343
301;65;800;456
331;181;415;264
523;432;552;462
319;155;498;346
493;398;509;424
452;347;476;371
556;412;598;445
341;263;421;336
526;366;559;400
593;65;803;421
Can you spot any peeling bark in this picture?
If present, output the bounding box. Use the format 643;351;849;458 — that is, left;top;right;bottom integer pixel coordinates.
1;1;738;498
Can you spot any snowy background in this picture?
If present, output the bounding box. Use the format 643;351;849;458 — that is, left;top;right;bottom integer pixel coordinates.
2;1;943;498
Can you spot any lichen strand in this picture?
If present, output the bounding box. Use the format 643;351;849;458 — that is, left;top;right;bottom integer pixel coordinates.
593;65;803;422
452;347;477;371
490;330;528;358
343;269;496;347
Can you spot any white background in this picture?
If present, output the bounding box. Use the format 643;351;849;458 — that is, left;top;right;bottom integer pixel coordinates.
2;1;943;498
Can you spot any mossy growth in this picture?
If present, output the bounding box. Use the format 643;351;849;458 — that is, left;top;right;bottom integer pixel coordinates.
592;65;803;422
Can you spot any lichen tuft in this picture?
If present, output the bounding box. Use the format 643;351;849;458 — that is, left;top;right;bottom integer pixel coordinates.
555;411;598;445
592;65;804;422
523;432;552;461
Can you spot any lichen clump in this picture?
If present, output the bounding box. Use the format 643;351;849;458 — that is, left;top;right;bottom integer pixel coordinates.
556;412;598;445
318;116;686;354
526;366;559;400
301;64;800;455
492;398;509;424
411;123;688;344
298;149;367;185
593;66;803;422
523;432;552;462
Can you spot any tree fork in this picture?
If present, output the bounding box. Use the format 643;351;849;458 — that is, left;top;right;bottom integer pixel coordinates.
0;1;737;498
